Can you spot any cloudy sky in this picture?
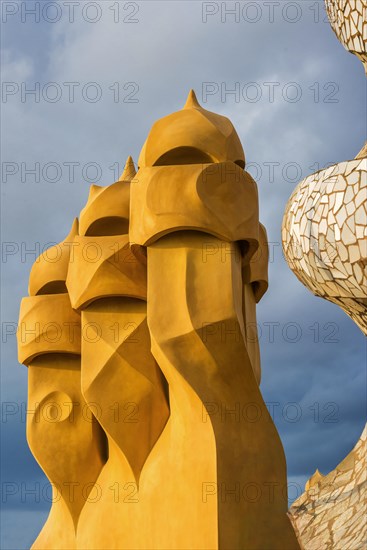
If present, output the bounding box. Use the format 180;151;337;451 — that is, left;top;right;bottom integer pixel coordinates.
1;1;366;548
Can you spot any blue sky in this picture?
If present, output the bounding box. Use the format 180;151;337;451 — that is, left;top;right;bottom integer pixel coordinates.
1;1;366;548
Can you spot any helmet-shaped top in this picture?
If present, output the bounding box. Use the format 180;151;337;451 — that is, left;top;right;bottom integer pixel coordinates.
138;90;245;168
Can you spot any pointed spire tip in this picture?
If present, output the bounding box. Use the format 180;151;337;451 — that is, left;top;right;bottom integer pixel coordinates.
184;89;201;109
88;184;102;200
65;218;79;240
119;155;136;182
70;217;79;234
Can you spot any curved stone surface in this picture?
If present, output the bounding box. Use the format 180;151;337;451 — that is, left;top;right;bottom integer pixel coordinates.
78;155;136;238
26;354;106;550
18;225;106;550
130;161;259;256
29;219;78;296
81;298;169;484
244;222;269;303
146;231;299;549
138;90;245;168
241;223;269;384
18;294;81;364
66;235;147;310
282;157;367;333
71;159;170;522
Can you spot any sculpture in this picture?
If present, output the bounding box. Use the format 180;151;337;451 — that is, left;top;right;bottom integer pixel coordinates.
17;220;106;549
18;91;299;549
282;0;367;334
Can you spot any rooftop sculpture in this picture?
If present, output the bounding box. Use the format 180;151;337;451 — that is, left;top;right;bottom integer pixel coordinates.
18;91;299;549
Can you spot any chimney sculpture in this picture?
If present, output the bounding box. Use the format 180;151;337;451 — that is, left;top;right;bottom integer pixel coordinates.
17;221;106;549
18;92;300;550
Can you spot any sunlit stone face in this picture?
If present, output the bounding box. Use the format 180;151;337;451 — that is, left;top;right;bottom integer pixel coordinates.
27;355;106;521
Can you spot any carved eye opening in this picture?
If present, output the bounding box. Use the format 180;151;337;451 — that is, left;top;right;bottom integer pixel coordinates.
154;147;214;166
36;281;68;295
85;217;129;237
154;147;245;169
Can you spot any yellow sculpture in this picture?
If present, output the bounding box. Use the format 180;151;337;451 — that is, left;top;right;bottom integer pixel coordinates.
67;158;170;549
17;220;106;549
18;92;299;549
